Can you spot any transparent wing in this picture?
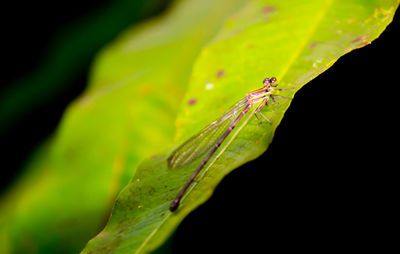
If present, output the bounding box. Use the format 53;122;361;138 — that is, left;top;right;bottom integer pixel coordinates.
168;97;248;169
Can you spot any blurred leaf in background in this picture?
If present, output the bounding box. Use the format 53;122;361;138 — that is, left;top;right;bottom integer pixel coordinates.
0;0;175;253
0;0;171;133
0;0;173;190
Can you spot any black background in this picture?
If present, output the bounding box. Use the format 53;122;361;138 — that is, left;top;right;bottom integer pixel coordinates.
1;1;398;253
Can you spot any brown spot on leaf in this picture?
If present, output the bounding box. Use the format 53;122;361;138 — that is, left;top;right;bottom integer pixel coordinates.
188;98;197;105
216;69;225;78
261;5;276;14
308;42;317;49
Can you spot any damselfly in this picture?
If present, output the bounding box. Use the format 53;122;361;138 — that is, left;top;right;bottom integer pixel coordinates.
168;77;283;212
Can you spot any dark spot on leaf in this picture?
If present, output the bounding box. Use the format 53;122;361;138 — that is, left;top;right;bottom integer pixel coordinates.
216;69;225;78
308;42;317;48
351;35;367;43
261;5;276;14
188;98;197;105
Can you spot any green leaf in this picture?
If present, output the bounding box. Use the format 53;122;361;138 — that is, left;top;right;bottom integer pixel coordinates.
0;0;244;253
81;0;398;253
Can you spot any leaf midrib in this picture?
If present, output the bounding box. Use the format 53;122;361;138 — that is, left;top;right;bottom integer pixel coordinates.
277;0;334;80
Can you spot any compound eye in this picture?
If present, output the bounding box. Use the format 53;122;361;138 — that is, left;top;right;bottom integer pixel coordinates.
270;77;278;87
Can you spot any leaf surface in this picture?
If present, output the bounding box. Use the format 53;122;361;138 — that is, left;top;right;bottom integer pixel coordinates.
82;0;398;253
